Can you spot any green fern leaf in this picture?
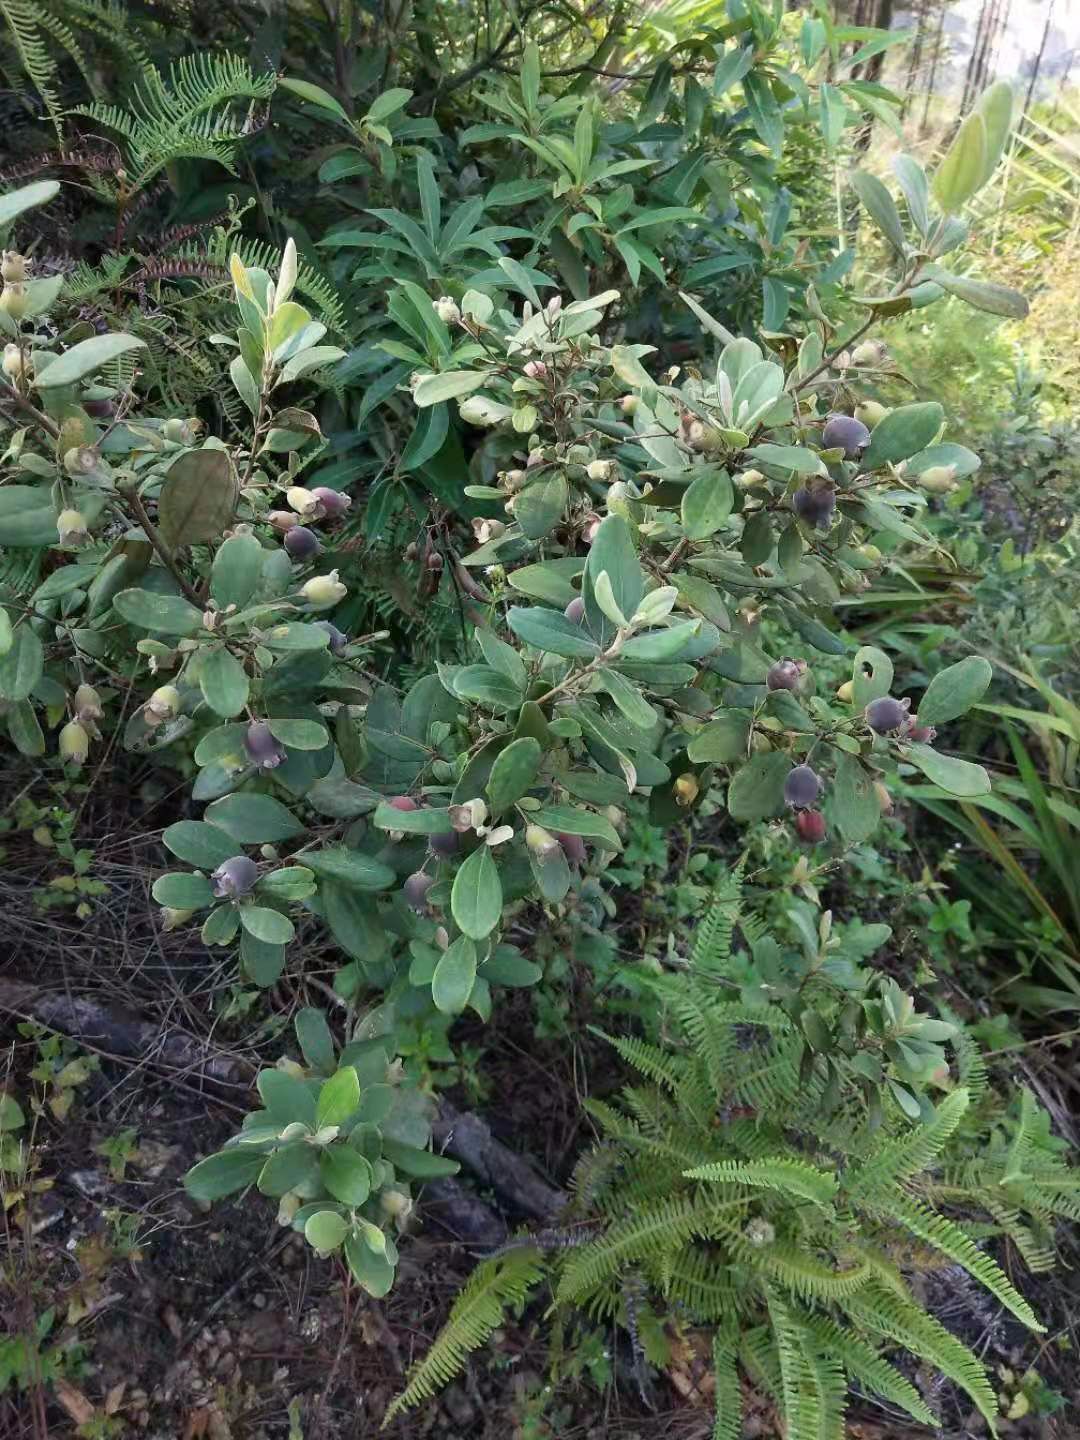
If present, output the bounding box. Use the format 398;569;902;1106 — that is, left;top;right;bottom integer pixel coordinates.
844;1087;969;1198
798;1311;937;1427
886;1191;1044;1330
684;1156;838;1207
843;1285;997;1424
385;1250;545;1420
712;1325;742;1440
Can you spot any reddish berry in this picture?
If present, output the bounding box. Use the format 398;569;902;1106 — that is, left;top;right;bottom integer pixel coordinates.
795;810;827;843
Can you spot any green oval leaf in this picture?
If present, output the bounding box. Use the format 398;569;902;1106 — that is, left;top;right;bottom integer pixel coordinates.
184;1148;263;1202
904;741;991;797
113;589;203;636
34;333;146;388
0;625;43;702
151;871;215;909
240;905;295;944
204;792;304;843
431;935;478;1014
316;1066;361;1128
162;820;240;869
200;648;250;718
727;752;790;821
451;846;502;939
917;657;992;727
860;403;944;471
486;737;542;812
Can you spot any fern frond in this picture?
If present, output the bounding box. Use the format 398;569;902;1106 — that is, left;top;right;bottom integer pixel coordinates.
798;1312;937;1427
711;1325;742;1440
946;1013;989;1103
885;1191;1043;1330
757;1242;870;1304
689;864;744;978
73;51;275;191
800;1341;846;1440
980;1197;1057;1273
1;0;63;132
844;1087;969;1198
385;1250;545;1420
685;1157;838;1208
603;1032;685;1093
843;1285;997;1423
556;1193;739;1305
664;1247;739;1320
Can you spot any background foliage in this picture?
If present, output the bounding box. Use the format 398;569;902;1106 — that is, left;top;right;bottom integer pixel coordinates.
1;2;1078;1437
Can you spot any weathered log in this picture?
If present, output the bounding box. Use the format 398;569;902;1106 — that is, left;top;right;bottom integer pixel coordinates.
0;979;251;1096
432;1104;566;1223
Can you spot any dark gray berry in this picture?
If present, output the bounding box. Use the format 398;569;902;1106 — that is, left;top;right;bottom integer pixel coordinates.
429;830;459;859
865;695;911;734
244;720;286;770
211;855;258;898
284;525;322;560
767;658;803;692
557;832;586;865
822;414;871;459
784;764;822;809
564;596;585;624
313;620;349;656
792;484;836;530
403;871;434;911
311;486;351;519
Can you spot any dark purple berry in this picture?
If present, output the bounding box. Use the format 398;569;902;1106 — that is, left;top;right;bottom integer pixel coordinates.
429;830;459;859
784;764;822;810
792;484;836;531
822;414;871;459
244;720;286;770
795;810;827;843
311;486;351;519
564;596;585;624
908;724;936;744
313;620;349;656
767;658;803;692
211;854;258;898
557;832;587;866
403;871;434;911
284;525;322;560
865;696;911;734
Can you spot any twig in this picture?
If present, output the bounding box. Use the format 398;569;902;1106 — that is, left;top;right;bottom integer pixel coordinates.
118;484;205;607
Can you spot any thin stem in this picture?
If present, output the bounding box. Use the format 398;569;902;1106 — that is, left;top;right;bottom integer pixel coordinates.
118;485;205;608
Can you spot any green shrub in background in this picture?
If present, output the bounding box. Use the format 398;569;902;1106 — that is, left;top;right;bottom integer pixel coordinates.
0;9;1070;1434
